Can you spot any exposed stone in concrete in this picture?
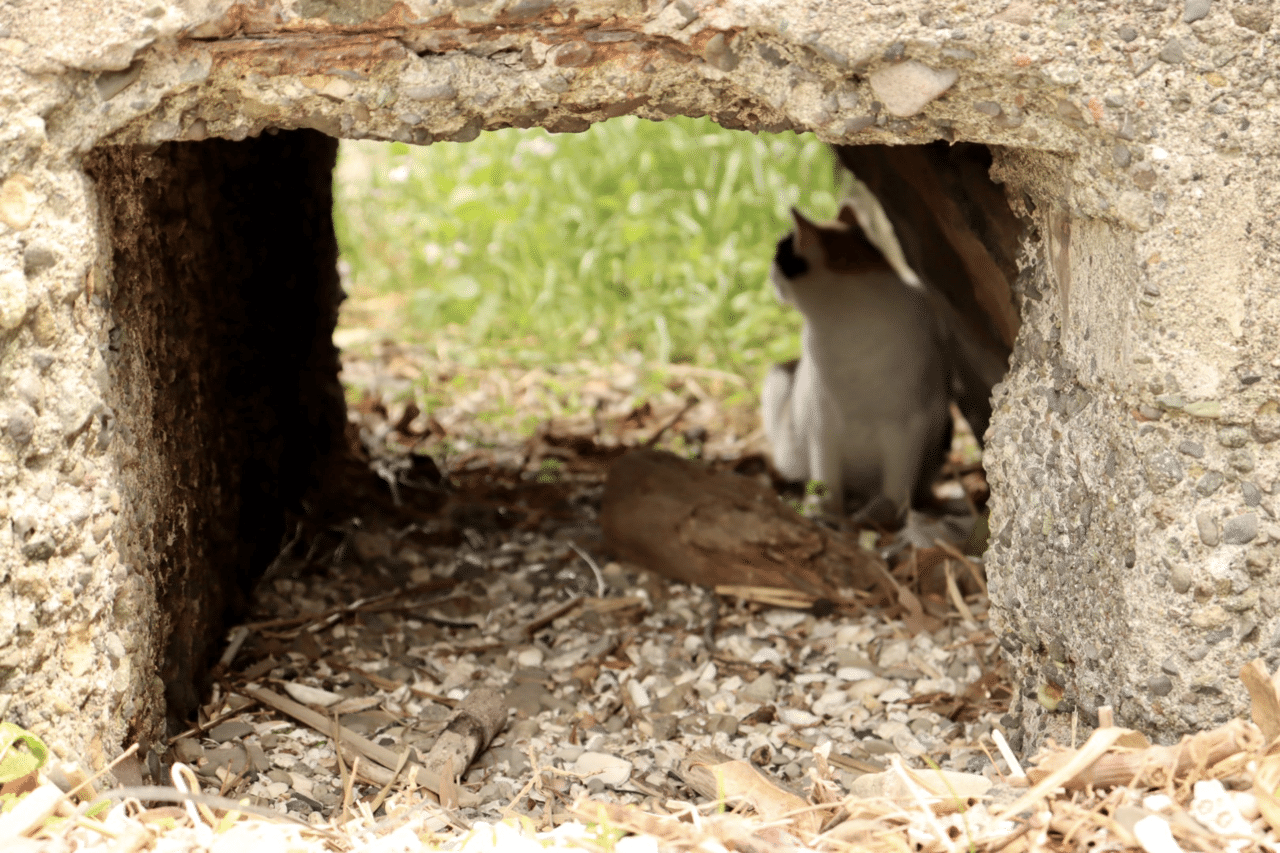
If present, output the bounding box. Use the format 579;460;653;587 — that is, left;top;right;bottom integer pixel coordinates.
1196;512;1220;547
1223;514;1259;545
868;61;959;118
1232;4;1274;32
1183;0;1213;24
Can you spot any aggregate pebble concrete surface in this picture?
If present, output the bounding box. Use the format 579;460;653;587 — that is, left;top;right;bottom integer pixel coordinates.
1;0;1279;775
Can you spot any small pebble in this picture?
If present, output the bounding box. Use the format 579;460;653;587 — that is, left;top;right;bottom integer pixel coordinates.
626;679;651;709
706;713;739;735
1158;38;1185;64
848;676;892;700
868;61;959;117
1218;426;1249;448
516;647;545;667
1183;0;1211;23
1223;514;1259;544
573;752;633;787
1196;512;1220;547
702;33;739;72
1232;5;1273;32
742;672;778;703
1169;563;1194;593
750;647;785;666
1196;471;1225;496
208;720;254;742
282;683;343;707
764;610;808;630
206;745;249;775
860;737;898;756
1228;449;1255;472
173;738;204;764
877;687;911;704
779;707;822;727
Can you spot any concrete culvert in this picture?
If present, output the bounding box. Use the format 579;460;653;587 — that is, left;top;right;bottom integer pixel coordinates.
2;0;1276;796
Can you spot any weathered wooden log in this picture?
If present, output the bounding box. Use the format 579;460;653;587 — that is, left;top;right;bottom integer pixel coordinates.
600;450;887;598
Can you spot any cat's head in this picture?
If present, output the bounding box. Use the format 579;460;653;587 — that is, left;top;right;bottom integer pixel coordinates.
770;202;892;304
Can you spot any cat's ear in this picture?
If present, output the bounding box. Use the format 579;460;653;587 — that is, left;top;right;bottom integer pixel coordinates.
836;202;860;228
790;208;824;255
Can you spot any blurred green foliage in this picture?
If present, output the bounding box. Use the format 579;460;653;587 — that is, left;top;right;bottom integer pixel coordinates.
333;116;838;382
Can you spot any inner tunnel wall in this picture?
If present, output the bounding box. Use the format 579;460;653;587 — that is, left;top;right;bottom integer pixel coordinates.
83;129;347;745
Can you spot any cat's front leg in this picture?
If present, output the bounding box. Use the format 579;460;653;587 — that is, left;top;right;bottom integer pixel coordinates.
806;399;845;520
762;359;810;483
875;410;940;521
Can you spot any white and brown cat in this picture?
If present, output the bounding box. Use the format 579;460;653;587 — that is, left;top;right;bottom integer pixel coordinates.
761;203;953;524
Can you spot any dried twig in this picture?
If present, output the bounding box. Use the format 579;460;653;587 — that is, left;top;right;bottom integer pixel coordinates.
89;786;334;836
932;537;988;597
942;560;976;624
367;749;413;816
237;579;457;633
523;596;586;636
420;687;508;792
239;684;479;806
641;395;700;449
992;728;1026;781
568;541;606;598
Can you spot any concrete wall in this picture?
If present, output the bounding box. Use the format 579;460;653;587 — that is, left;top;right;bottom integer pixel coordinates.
1;0;1277;765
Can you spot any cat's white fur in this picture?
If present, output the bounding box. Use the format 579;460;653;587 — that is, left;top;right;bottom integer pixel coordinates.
762;204;952;520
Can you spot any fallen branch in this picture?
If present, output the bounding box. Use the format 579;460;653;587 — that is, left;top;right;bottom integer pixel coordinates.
420;688;508;796
238;684;486;807
601;449;891;597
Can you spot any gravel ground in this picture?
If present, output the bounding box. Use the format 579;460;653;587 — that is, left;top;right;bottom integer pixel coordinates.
144;339;1011;842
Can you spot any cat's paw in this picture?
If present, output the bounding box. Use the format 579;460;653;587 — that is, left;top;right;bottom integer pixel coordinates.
848;495;905;529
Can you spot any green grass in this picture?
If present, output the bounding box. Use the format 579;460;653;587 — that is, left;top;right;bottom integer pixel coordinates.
333;116;839;383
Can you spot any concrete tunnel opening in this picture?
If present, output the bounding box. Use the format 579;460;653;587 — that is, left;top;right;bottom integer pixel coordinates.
80;122;1024;745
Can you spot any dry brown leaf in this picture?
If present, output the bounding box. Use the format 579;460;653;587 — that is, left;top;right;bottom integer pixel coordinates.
690;756;823;835
437;756;458;810
0;784;64;840
582;596;648;615
522;596;585;635
997;727;1130;821
821;816;915;853
943;560;976;623
1025;719;1258;793
574;799;803;850
1255;747;1280;835
1241;658;1280;745
0;771;38;798
573;800;685;842
850;765;991;813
